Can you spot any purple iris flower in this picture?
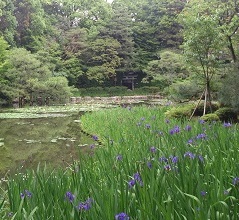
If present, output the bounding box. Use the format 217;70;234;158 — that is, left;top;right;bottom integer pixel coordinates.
20;190;32;199
128;172;143;188
159;157;168;163
20;193;25;199
170;156;178;164
8;212;13;217
150;146;157;153
116;154;123;161
147;161;152;169
137;122;142;126
89;144;95;149
165;119;170;124
223;122;232;127
133;173;142;182
128;179;136;188
200;191;207;196
184;152;195;159
92;135;98;141
198;155;204;162
187;139;194;145
185;125;192;131
115;212;130;220
196;133;207;140
169;129;175;135
78;198;93;211
233;177;239;186
65;191;75;203
164;165;171;171
157;131;164;136
169;126;180;135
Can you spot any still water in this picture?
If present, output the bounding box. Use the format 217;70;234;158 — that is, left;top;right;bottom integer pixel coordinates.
0;113;94;176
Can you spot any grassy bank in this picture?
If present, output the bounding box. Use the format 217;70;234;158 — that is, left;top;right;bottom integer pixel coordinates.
1;106;239;219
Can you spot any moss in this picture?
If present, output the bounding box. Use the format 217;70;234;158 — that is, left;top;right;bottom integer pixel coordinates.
165;104;194;119
200;113;220;122
164;101;221;120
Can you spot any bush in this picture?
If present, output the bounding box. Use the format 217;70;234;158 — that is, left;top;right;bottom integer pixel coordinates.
200;113;220;122
219;66;239;111
79;87;107;97
167;80;202;101
105;86;128;96
214;107;238;122
165;104;194;119
165;102;220;120
134;86;161;95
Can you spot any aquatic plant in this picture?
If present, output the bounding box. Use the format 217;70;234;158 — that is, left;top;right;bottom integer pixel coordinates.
1;106;239;219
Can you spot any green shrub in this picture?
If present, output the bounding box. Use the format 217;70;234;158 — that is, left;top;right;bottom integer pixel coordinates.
131;86;161;95
105;86;128;96
140;86;161;94
167;80;202;101
200;113;220;122
79;87;107;97
214;107;238;122
219;66;239;111
165;104;194;119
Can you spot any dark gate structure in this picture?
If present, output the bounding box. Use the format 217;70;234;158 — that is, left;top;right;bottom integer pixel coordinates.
121;72;138;90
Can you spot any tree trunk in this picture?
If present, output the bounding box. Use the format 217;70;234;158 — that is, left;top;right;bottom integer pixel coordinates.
207;79;212;113
203;87;207;116
228;36;237;63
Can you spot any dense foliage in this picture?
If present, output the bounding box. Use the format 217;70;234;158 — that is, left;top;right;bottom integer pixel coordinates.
0;0;238;110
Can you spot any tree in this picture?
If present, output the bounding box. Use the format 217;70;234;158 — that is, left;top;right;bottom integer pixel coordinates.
142;50;188;89
0;0;17;46
0;37;11;105
62;27;88;87
118;0;186;68
219;64;239;111
2;48;72;106
213;0;239;63
41;0;114;88
100;1;135;75
179;0;225;115
0;0;5;16
13;0;47;51
85;38;121;84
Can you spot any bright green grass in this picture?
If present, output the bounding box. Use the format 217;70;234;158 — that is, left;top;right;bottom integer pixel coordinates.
1;106;239;219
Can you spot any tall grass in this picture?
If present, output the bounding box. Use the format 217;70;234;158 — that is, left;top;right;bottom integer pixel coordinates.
1;106;239;219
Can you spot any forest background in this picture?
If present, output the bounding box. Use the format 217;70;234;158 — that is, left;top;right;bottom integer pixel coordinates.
0;0;238;111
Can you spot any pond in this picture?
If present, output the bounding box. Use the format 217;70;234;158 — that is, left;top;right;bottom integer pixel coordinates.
0;111;94;177
0;100;168;177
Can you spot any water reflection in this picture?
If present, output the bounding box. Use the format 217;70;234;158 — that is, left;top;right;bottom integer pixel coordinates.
0;113;93;176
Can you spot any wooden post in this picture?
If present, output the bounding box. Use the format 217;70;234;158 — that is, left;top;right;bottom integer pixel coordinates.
203;87;207;116
189;87;206;121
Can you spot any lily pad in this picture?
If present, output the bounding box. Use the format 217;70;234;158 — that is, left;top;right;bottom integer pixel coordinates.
51;139;57;143
24;139;41;144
